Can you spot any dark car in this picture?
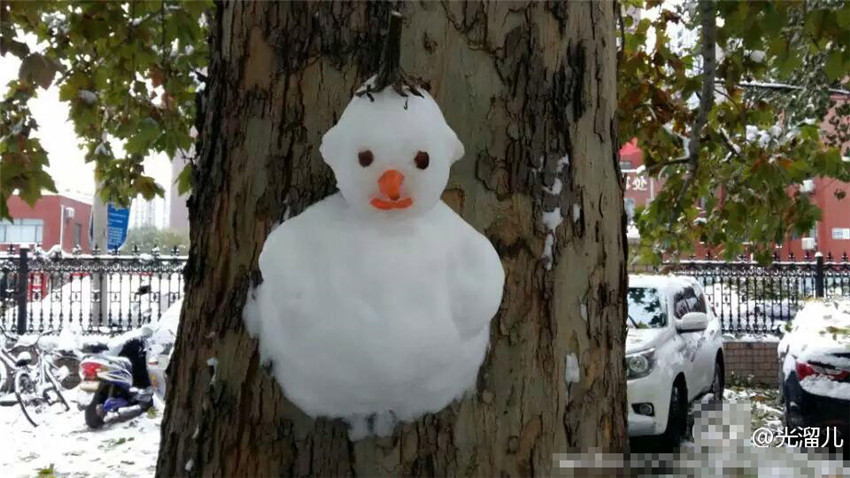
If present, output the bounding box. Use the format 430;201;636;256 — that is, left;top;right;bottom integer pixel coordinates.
778;299;850;457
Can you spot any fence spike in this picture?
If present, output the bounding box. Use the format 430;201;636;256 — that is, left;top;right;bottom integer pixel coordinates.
72;245;82;256
92;244;101;256
132;244;140;256
171;245;180;256
788;252;795;261
843;252;848;262
827;251;833;262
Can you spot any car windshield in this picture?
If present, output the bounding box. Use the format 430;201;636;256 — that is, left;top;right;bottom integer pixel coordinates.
627;287;667;329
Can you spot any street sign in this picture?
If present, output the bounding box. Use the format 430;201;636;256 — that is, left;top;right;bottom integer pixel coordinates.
107;203;130;251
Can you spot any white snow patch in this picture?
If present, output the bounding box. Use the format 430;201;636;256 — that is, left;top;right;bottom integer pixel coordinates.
565;353;580;384
748;50;766;63
626;224;640;241
543;177;563;195
0;401;161;476
571;204;581;223
542;207;563;231
580;303;588;322
207;357;219;384
557;154;570;169
77;89;97;104
778;298;850;381
185;459;195;472
542;234;555;270
799;376;850;401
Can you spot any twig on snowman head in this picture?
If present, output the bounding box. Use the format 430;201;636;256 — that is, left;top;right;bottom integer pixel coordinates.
356;11;424;101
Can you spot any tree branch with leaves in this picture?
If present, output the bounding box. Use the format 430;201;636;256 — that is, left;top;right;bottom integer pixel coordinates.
0;1;210;219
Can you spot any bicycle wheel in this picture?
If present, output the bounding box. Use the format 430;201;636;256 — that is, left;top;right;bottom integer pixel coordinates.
0;359;9;393
14;371;39;427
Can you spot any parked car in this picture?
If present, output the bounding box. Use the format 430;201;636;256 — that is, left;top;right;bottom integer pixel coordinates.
626;274;725;446
777;298;850;452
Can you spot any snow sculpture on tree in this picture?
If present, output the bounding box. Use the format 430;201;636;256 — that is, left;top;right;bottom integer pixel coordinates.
245;12;504;440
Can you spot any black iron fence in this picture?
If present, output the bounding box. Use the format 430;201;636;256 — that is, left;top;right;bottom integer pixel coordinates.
646;252;850;335
1;245;187;335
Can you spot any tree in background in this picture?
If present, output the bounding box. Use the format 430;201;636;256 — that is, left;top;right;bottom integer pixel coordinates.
123;225;189;255
0;0;208;219
4;0;849;260
620;0;850;263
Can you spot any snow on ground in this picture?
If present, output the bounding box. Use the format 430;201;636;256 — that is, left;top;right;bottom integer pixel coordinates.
0;389;161;477
723;384;784;437
616;385;848;476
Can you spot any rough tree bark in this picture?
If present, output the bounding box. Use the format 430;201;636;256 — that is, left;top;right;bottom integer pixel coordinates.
158;1;626;476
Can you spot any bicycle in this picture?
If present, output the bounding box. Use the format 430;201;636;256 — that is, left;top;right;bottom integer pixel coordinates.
0;326;71;427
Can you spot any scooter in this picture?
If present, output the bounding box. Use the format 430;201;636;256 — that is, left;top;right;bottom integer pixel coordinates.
79;328;154;429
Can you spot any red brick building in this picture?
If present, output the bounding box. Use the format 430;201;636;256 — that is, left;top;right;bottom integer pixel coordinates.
2;194;93;253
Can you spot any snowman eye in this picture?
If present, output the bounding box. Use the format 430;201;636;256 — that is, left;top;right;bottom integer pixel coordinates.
358;150;374;167
414;151;430;170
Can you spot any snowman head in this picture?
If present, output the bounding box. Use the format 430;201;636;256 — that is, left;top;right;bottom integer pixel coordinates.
320;84;464;219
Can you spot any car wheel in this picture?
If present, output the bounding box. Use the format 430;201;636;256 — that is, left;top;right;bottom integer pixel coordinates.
661;381;687;448
784;392;804;431
709;357;724;402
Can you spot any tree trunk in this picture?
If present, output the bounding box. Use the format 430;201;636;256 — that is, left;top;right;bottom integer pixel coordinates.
157;1;626;476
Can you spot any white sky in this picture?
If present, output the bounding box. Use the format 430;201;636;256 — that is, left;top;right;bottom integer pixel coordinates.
0;54;173;203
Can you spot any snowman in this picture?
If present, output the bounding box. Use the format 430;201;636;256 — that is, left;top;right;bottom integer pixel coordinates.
246;78;504;439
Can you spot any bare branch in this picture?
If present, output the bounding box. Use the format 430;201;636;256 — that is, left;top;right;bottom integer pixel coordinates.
356;11;423;100
717;128;741;160
669;0;716;229
739;80;850;97
646;158;691;173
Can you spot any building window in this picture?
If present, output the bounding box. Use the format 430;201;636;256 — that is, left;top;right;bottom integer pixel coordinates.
0;218;44;244
74;223;82;247
832;228;850;240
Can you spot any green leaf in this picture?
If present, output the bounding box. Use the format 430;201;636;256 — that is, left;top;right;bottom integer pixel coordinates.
18;53;58;89
176;163;194;196
824;51;845;80
124;117;160;154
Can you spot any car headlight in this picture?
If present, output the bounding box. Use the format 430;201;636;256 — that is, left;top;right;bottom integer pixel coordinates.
626;348;655;379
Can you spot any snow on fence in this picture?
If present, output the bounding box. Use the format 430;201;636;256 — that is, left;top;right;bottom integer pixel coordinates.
661;252;850;334
0;245;187;335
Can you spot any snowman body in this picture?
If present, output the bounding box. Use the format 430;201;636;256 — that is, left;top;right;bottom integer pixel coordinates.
246;85;504;438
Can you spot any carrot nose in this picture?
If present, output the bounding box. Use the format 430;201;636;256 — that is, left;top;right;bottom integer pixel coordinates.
378;169;404;200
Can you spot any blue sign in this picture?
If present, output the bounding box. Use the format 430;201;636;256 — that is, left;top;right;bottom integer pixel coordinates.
107;203;131;251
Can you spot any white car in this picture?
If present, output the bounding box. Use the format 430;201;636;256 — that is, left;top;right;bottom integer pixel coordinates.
626;275;725;446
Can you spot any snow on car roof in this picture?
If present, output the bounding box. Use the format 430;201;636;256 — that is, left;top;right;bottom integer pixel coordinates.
779;298;850;367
